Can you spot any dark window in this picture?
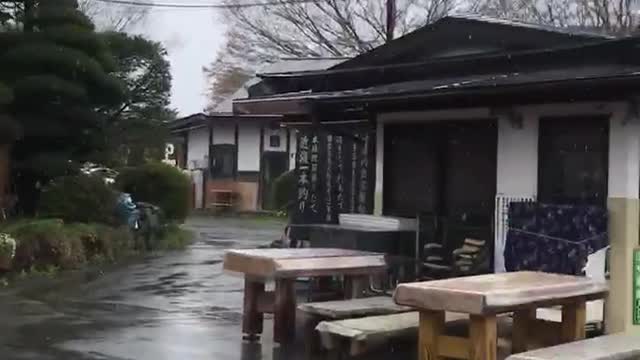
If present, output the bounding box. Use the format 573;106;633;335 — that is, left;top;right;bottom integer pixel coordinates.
383;121;497;219
538;116;608;206
269;134;281;148
210;144;236;178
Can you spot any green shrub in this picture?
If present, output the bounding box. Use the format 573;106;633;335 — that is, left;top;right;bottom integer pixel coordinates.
5;219;87;271
116;162;190;221
66;223;134;262
273;170;296;212
38;174;117;224
2;219;136;271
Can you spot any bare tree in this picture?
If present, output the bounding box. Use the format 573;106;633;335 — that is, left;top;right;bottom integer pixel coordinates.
79;0;149;32
469;0;636;34
204;0;456;110
224;0;454;59
205;0;639;110
203;29;253;113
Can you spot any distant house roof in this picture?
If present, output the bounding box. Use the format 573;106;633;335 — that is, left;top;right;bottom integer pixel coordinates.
168;113;209;132
169;57;349;133
210;57;349;114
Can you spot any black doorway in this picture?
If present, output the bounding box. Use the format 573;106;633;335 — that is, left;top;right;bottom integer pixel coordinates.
383;120;497;256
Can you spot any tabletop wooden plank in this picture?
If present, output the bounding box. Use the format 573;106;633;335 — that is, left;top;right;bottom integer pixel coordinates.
226;248;379;260
394;271;608;315
224;248;387;278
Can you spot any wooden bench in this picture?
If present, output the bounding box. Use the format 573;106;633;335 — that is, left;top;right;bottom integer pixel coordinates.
299;296;412;353
315;311;474;358
506;333;640;360
299;296;412;320
209;189;236;208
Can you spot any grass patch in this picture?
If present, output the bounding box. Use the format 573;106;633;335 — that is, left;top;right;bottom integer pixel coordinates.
154;224;194;250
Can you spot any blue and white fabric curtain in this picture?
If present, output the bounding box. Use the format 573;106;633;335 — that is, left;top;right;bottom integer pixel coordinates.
504;202;608;275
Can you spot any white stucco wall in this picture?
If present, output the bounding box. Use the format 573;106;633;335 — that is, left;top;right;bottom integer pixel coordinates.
238;122;261;172
212;122;235;145
496;114;538;197
263;127;287;152
186;127;209;169
608;103;639;199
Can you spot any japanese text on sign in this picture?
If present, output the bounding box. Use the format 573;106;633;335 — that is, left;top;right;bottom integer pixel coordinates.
325;135;333;221
309;136;319;214
358;134;369;213
336;136;344;212
297;135;310;212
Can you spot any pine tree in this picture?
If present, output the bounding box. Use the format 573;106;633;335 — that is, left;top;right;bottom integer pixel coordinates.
0;0;125;211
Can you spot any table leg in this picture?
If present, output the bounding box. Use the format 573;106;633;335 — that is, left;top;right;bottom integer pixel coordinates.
561;299;586;343
242;277;264;341
418;310;445;360
512;308;535;353
304;314;323;356
469;314;497;360
344;275;368;299
274;278;296;344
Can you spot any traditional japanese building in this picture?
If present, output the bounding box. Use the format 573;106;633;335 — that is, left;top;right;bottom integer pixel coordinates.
233;15;640;333
170;58;347;212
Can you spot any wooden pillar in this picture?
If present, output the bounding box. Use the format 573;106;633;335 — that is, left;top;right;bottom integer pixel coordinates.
606;106;640;334
374;120;384;215
274;278;296;343
469;314;497;360
418;310;445;360
242;277;265;340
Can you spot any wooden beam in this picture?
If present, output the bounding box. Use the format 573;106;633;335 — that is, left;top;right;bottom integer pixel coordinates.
257;124;265;210
561;300;587;342
234;121;239;180
256;291;275;314
530;318;562;347
438;335;469;359
512;308;535;353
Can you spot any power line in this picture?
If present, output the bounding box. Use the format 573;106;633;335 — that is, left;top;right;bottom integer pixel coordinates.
93;0;329;8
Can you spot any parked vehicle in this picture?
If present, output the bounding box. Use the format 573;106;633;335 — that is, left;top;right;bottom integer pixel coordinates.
81;163;118;184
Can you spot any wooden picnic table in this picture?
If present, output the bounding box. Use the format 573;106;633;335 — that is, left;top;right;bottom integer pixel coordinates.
393;271;608;360
223;248;388;343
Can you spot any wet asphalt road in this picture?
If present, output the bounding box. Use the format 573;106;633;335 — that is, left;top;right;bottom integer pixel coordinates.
0;216;311;360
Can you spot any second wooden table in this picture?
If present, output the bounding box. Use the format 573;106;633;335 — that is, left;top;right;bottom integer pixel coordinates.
393;271;608;360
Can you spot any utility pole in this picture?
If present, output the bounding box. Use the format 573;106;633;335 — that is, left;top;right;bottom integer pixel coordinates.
23;0;35;32
385;0;396;42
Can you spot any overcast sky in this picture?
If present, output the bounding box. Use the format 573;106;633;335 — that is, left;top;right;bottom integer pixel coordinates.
135;8;226;117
